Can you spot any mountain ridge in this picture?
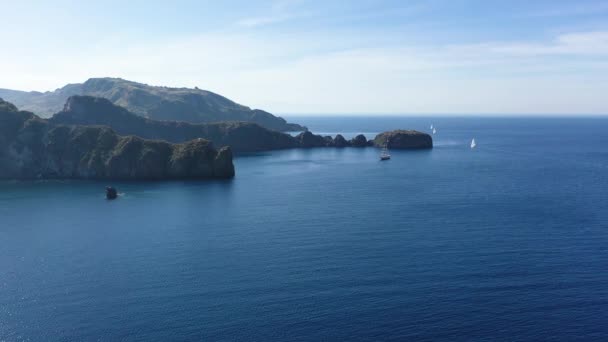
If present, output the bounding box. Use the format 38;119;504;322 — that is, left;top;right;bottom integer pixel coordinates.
50;95;300;152
0;78;306;132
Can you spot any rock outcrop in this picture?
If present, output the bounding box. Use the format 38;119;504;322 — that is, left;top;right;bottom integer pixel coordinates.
0;98;234;180
295;131;328;148
51;96;298;153
350;134;368;147
333;134;348;147
0;78;306;132
373;130;433;149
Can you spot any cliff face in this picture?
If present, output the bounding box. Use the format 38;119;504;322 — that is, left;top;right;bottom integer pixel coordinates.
0;99;234;180
373;130;433;149
51;96;299;152
0;78;306;132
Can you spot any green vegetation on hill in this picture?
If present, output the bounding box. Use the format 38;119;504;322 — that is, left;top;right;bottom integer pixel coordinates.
0;98;234;180
51;96;300;152
0;78;306;132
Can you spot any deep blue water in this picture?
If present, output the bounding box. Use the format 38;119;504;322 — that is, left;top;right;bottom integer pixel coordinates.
1;116;608;341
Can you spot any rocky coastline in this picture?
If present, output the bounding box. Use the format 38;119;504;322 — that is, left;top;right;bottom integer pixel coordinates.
50;96;433;152
0;95;432;181
0;98;234;180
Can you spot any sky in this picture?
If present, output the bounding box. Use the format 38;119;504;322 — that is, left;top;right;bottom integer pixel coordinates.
1;0;608;115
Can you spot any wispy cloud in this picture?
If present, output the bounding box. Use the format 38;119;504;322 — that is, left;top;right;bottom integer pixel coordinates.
478;31;608;56
527;2;608;17
236;0;305;28
2;0;608;115
236;15;292;28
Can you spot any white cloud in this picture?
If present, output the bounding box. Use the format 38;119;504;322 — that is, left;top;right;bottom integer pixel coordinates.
236;15;292;28
1;29;608;114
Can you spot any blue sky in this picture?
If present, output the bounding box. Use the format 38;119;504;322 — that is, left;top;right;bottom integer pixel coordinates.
1;0;608;114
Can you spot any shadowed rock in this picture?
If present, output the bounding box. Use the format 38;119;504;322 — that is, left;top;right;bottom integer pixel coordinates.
374;130;433;149
334;134;349;147
50;96;298;152
296;131;328;148
350;134;368;147
0;98;234;180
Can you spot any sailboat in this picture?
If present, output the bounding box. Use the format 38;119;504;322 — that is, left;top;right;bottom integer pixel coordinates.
432;127;436;135
380;142;391;160
430;124;434;130
470;138;476;149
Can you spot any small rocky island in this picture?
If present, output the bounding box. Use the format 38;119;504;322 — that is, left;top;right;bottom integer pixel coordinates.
0;98;234;180
373;130;433;149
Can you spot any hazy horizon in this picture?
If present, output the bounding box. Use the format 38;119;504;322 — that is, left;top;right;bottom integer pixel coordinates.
281;112;608;117
2;0;608;115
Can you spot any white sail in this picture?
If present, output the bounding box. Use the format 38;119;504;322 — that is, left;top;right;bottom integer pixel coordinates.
471;138;476;149
432;128;436;135
430;124;433;130
380;142;391;160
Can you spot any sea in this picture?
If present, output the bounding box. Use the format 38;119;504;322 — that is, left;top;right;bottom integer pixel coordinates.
1;116;607;341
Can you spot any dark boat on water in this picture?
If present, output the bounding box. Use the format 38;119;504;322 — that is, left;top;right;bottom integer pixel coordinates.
106;187;118;200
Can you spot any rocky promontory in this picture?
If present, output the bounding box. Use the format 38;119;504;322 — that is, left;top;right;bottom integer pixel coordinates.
373;130;433;149
48;96;434;152
51;96;299;152
1;95;435;182
0;98;234;180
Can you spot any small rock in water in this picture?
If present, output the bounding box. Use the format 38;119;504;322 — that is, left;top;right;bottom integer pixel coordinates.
106;186;118;200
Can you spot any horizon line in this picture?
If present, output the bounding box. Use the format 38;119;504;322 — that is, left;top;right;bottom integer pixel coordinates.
280;113;608;117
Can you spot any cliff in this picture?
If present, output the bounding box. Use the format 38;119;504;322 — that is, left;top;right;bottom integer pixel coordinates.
373;130;433;149
0;98;234;180
0;78;306;132
50;96;299;152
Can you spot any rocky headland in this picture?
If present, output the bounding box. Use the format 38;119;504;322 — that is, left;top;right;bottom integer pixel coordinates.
0;94;433;181
49;96;433;152
51;96;299;152
0;78;306;132
0;98;234;180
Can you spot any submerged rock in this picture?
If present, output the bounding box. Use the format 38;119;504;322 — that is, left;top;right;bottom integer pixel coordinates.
373;130;433;149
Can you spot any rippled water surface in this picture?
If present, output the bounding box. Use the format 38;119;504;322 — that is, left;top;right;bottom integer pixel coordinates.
1;117;607;341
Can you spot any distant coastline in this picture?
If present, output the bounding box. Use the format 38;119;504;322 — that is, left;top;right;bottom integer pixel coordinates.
0;78;432;181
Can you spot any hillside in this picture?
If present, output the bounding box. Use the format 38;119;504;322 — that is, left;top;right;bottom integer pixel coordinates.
0;78;306;132
0;98;234;180
50;96;300;152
